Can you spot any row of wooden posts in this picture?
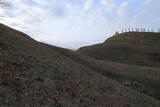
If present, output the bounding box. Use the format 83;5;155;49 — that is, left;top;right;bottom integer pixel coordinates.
116;28;160;34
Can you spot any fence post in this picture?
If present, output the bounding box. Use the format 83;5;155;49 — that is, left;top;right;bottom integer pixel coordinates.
125;28;127;32
128;28;130;32
115;31;119;35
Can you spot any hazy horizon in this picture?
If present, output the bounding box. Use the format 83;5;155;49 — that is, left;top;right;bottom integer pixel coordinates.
0;0;160;49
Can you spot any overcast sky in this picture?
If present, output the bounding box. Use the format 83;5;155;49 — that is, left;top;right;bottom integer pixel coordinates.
0;0;160;49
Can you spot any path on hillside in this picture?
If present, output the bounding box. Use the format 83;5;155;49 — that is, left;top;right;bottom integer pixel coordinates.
50;45;160;101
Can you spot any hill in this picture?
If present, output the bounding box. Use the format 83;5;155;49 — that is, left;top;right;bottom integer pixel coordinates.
0;24;160;106
77;32;160;100
57;47;160;100
78;32;160;67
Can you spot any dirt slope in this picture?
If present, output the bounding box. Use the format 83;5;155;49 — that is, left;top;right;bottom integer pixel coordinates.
78;32;160;67
1;24;160;106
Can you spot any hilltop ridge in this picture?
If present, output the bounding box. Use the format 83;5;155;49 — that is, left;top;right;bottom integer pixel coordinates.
78;32;160;67
105;32;160;47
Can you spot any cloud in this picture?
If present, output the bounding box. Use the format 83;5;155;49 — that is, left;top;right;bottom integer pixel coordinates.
100;0;115;7
0;0;160;49
130;0;160;29
80;0;94;17
0;8;6;16
117;1;129;17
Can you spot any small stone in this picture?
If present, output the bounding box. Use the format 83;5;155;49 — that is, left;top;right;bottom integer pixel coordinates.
35;77;44;82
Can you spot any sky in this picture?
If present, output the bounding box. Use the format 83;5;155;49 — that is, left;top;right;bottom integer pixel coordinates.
0;0;160;49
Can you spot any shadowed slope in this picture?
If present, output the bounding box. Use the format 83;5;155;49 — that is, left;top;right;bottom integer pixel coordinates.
1;24;160;106
77;32;160;100
52;47;160;100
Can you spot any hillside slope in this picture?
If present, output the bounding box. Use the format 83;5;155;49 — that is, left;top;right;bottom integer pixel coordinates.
53;47;160;100
1;24;160;106
78;32;160;67
77;32;160;100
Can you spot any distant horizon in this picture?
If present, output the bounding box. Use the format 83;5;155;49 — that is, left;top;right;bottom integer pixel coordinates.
0;0;160;49
1;22;160;50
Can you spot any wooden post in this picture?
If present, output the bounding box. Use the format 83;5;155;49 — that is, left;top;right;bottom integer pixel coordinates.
144;28;146;32
151;29;153;32
125;28;127;32
128;28;130;32
115;31;119;35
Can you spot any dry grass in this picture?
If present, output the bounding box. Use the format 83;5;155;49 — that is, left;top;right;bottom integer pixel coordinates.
77;32;160;100
0;23;160;106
